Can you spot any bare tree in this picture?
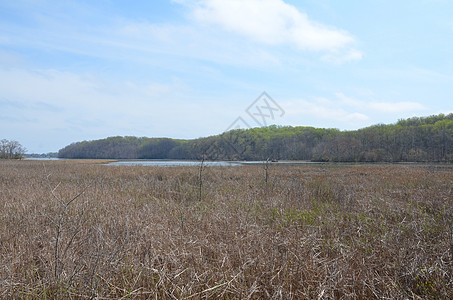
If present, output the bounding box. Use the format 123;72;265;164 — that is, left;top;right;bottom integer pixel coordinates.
0;139;26;159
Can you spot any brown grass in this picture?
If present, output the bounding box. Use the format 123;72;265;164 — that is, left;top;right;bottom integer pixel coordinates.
1;160;452;299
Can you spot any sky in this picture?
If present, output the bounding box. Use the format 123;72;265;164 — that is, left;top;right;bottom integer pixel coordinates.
1;0;453;153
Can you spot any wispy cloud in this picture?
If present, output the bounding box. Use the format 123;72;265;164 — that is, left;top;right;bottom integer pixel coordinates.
115;22;282;68
282;97;370;128
3;0;449;153
0;67;231;145
368;102;426;114
177;0;362;64
321;49;363;64
281;92;427;130
335;92;426;113
191;0;355;51
0;0;362;71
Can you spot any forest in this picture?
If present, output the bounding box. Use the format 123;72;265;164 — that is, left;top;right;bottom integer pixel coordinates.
58;113;453;162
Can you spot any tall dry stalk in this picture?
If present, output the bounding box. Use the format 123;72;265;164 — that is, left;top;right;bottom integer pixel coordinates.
451;225;453;261
1;160;452;298
43;172;90;282
198;156;205;201
264;157;270;184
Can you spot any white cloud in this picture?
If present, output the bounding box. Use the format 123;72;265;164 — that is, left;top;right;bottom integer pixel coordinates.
282;97;370;126
281;92;429;130
115;22;282;67
0;66;235;151
322;49;363;64
335;92;426;113
368;102;426;113
344;112;370;122
335;92;364;107
191;0;356;52
0;68;192;118
1;0;361;71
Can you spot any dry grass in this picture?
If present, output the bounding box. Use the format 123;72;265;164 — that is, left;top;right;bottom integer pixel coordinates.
1;160;452;299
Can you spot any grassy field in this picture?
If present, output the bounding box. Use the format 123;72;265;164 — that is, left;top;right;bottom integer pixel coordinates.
1;160;452;299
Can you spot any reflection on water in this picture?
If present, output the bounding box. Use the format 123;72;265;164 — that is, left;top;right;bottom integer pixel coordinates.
108;160;242;167
107;160;318;167
25;157;61;161
24;158;319;166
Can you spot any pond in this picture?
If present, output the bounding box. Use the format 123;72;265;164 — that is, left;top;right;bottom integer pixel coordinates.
107;160;242;167
107;160;319;167
24;158;321;166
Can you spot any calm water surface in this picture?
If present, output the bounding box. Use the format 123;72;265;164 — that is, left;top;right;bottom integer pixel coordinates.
108;160;242;167
25;158;319;166
107;160;318;167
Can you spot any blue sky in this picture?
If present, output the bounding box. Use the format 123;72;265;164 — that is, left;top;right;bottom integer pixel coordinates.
1;0;452;153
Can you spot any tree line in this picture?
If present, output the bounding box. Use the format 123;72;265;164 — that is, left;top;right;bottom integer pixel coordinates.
0;139;26;159
58;113;453;162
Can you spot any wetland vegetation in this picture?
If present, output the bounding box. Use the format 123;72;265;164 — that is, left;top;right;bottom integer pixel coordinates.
1;160;452;298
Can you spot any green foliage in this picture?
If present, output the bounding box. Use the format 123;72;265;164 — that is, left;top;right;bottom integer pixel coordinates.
58;113;453;162
58;136;184;159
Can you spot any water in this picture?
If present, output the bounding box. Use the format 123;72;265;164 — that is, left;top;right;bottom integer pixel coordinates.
107;160;243;167
107;160;318;167
24;158;320;166
24;157;62;161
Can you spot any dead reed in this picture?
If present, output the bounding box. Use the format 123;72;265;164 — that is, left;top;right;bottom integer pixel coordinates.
0;160;452;299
